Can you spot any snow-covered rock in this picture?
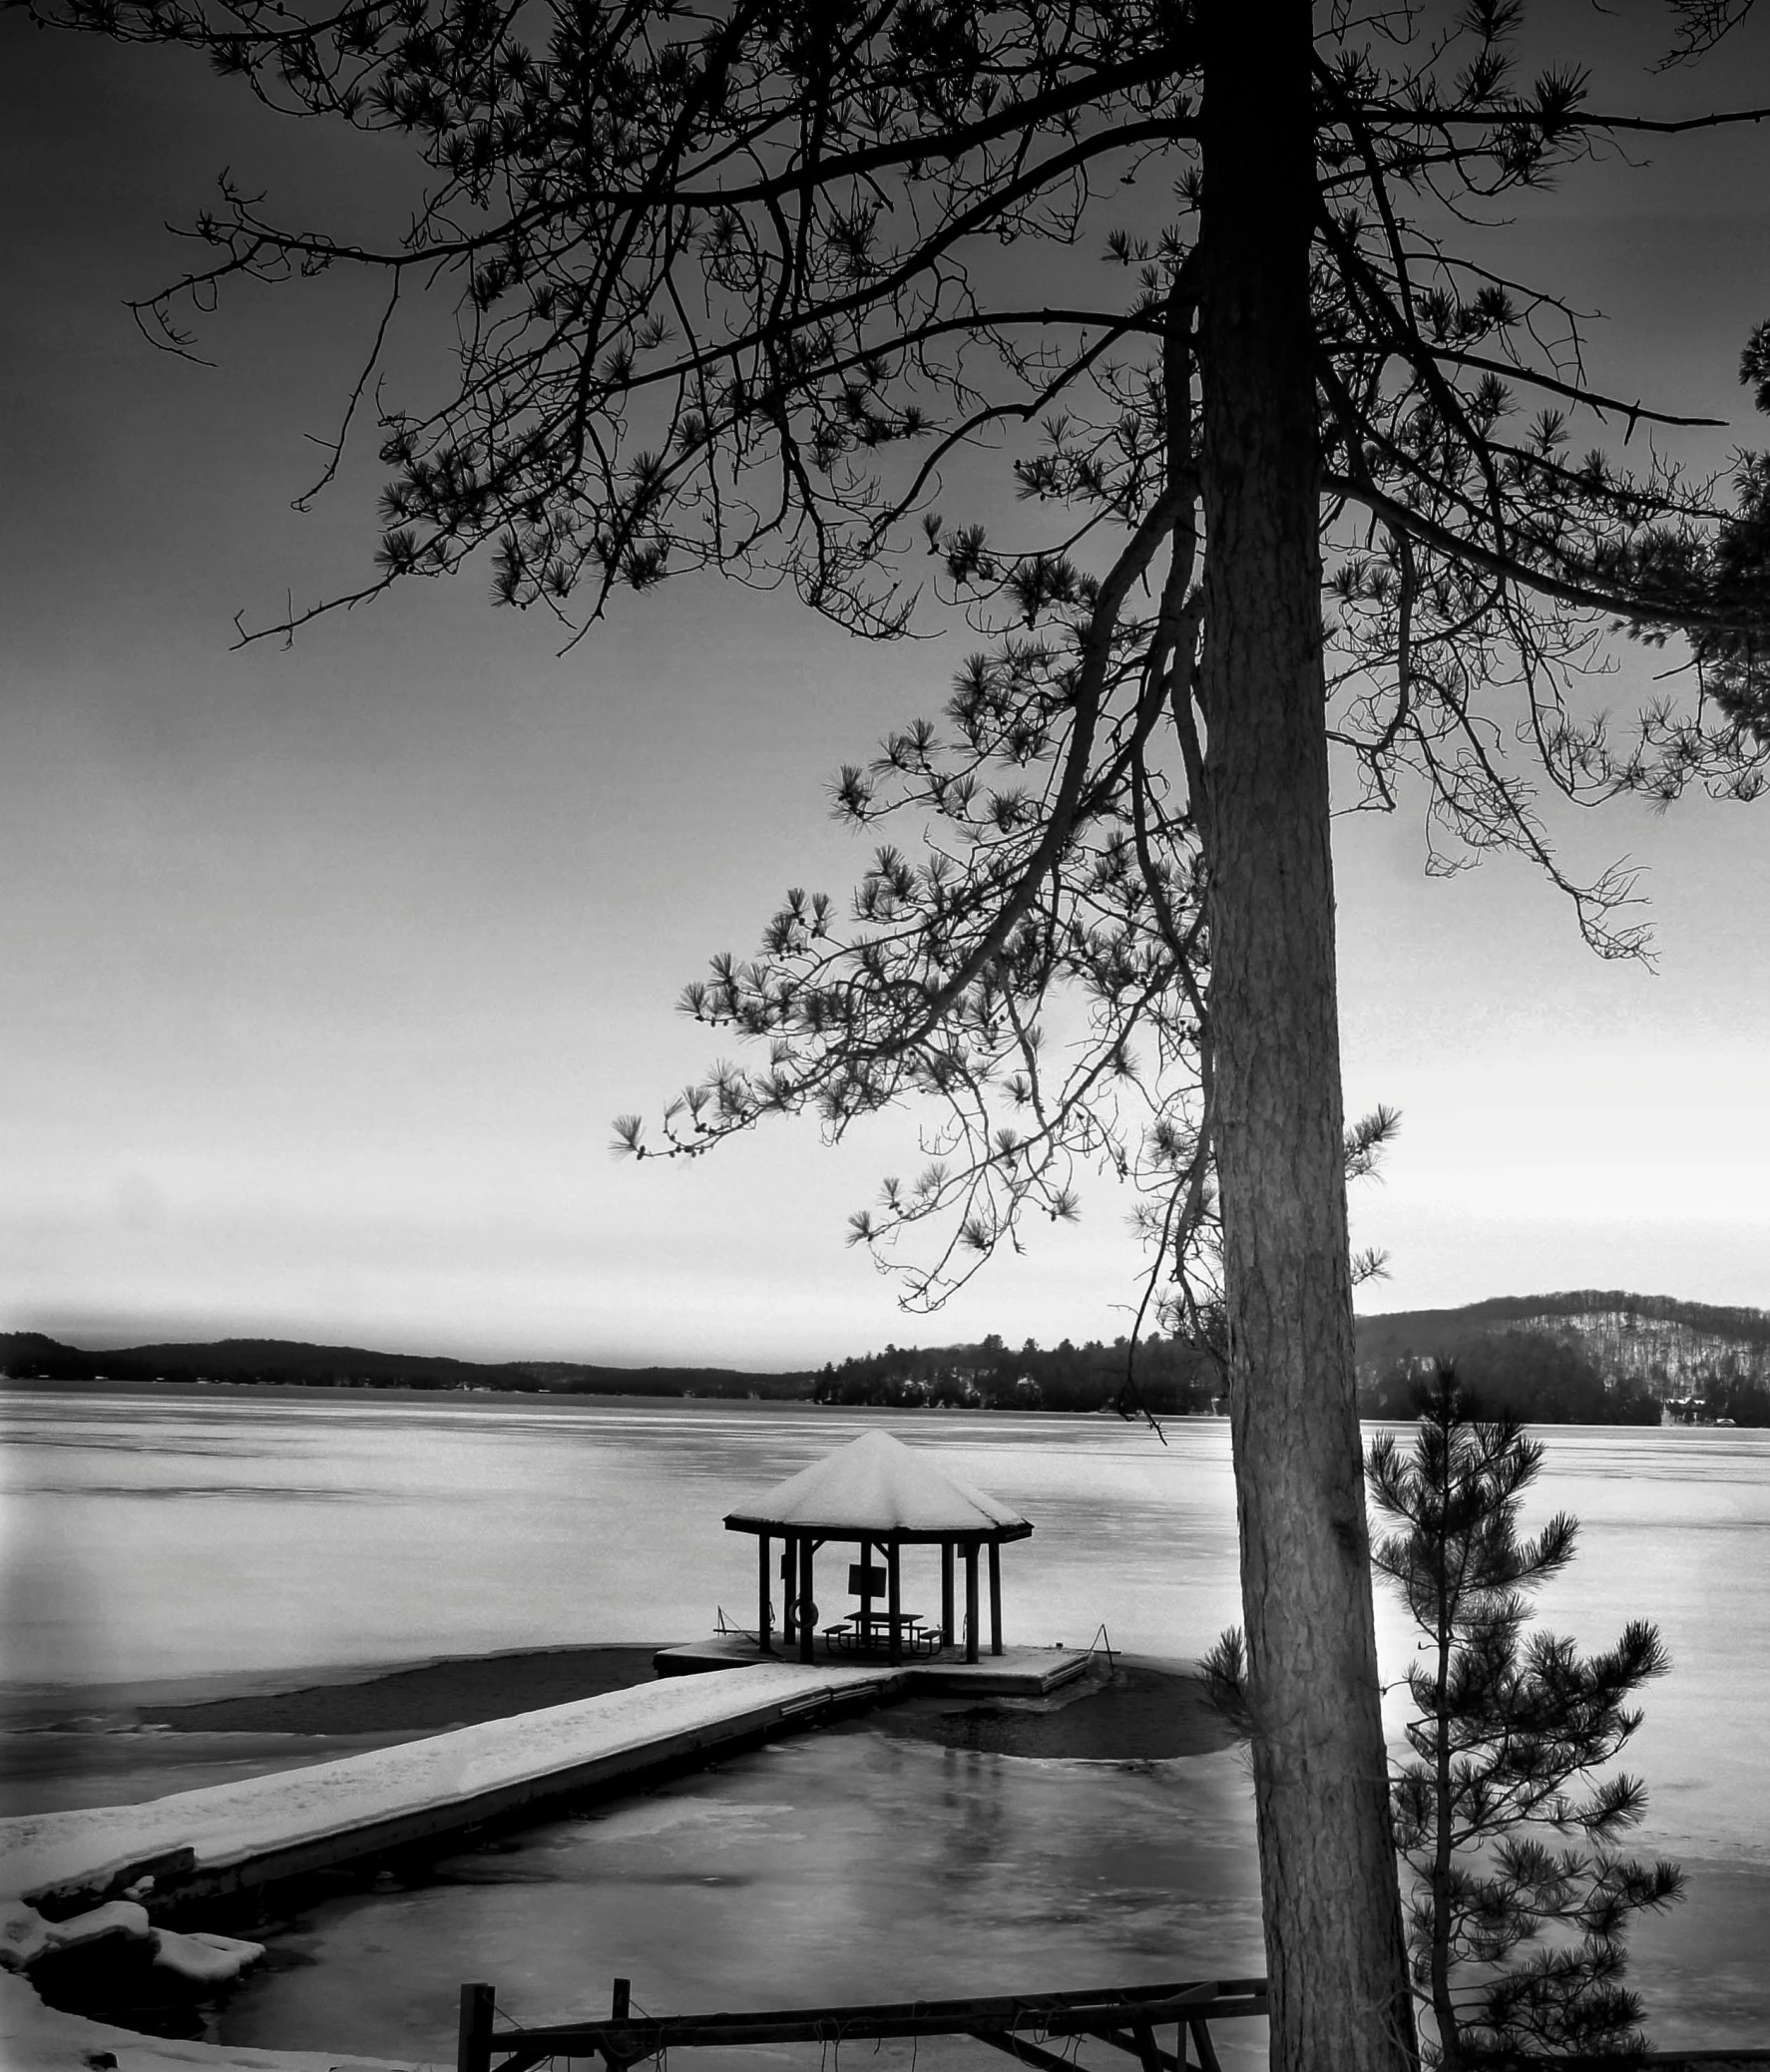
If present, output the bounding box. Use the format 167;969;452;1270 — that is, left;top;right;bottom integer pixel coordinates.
0;1900;153;1975
0;1903;52;1972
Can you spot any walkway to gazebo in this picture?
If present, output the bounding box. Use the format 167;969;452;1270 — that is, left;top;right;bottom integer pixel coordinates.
721;1428;1034;1667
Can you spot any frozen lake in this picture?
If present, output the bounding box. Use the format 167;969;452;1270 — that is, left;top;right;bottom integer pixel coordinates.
2;1389;1767;2054
0;1392;1249;1695
217;1728;1269;2068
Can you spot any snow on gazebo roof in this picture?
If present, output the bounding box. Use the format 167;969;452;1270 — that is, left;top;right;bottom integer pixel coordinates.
724;1428;1032;1541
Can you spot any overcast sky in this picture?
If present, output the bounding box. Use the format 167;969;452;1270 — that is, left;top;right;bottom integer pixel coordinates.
5;7;1770;1369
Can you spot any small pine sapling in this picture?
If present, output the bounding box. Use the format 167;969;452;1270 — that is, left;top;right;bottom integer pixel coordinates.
1367;1368;1685;2065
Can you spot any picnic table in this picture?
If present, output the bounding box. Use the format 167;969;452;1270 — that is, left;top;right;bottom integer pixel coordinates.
823;1610;945;1657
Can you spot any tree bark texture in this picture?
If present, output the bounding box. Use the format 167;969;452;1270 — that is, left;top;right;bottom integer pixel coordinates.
1197;6;1415;2069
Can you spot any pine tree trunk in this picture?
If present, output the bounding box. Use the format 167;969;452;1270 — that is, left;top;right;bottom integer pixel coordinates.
1196;5;1415;2068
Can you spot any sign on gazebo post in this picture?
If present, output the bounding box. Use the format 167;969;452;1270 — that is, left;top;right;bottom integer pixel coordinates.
724;1430;1032;1665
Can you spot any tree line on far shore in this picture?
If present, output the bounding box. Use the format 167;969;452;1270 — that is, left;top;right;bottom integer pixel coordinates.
1359;1318;1770;1427
809;1332;1215;1414
1360;1330;1663;1427
7;1314;1768;1425
0;1331;807;1401
814;1317;1770;1425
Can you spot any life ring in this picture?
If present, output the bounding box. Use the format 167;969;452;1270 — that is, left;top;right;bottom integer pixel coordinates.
793;1597;818;1627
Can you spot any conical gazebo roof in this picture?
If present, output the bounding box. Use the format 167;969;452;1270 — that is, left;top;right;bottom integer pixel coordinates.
724;1428;1031;1540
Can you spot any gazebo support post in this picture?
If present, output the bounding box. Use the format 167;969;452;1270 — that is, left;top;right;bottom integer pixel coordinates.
799;1538;817;1664
941;1543;955;1648
781;1535;798;1650
988;1541;1003;1655
886;1540;903;1666
964;1544;980;1663
757;1533;772;1653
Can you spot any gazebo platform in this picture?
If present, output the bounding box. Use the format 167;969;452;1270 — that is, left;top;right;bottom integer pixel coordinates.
654;1632;1092;1696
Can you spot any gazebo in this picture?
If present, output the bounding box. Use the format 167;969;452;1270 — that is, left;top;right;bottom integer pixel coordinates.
723;1429;1033;1667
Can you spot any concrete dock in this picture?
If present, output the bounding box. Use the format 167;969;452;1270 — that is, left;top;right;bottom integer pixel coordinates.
1;1660;902;1923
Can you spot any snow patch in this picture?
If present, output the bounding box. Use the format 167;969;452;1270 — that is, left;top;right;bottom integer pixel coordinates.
150;1927;264;1986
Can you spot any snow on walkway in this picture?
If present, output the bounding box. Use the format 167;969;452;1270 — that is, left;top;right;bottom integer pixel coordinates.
1;1660;897;1910
0;1661;900;2072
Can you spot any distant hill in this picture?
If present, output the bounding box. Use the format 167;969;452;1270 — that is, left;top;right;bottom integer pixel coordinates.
0;1332;812;1401
9;1291;1768;1422
0;1328;1203;1413
1356;1291;1770;1423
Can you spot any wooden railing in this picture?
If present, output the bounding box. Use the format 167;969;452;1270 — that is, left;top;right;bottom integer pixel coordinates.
457;1974;1770;2072
456;1974;1269;2072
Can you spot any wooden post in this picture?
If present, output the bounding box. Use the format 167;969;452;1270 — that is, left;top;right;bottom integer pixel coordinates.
758;1533;772;1654
799;1538;816;1663
613;1978;632;2020
964;1544;980;1663
457;1983;496;2072
941;1542;955;1648
859;1537;875;1636
781;1535;798;1649
886;1539;902;1666
988;1540;1003;1656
